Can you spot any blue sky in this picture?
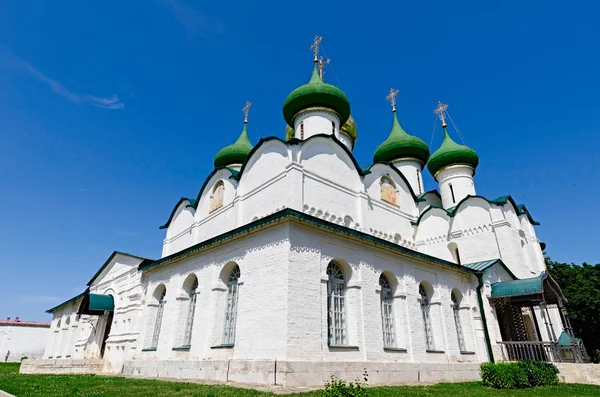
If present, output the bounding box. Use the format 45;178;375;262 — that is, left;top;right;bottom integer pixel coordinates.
0;0;598;321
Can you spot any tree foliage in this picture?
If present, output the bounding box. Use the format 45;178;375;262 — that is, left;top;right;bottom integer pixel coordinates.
546;258;600;362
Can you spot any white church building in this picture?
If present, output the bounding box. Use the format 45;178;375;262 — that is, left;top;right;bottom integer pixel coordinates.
24;41;586;386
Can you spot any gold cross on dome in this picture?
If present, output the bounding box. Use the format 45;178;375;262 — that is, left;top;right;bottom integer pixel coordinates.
242;100;251;123
310;35;323;61
318;56;330;80
385;88;399;112
434;101;449;127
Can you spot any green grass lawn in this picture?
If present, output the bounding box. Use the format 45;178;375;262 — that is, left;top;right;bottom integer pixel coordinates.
1;363;599;397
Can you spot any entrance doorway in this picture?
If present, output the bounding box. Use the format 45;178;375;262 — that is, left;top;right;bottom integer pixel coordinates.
100;311;113;358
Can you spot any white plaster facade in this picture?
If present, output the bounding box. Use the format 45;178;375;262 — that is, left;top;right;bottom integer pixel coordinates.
30;86;570;386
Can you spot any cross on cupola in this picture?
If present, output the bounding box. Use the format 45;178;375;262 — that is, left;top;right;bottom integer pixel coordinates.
242;100;251;123
385;88;399;112
434;101;449;128
310;35;322;62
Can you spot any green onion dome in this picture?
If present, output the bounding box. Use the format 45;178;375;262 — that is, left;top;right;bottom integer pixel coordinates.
213;122;254;168
282;61;351;127
373;111;430;165
285;115;357;141
427;127;479;177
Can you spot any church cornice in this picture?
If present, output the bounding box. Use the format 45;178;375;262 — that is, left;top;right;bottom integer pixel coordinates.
141;208;487;277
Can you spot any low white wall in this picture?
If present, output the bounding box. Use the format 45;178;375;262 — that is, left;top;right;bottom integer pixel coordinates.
20;359;103;374
556;363;600;385
0;325;50;362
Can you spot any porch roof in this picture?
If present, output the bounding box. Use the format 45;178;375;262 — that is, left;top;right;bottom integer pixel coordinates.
491;272;545;298
490;271;566;305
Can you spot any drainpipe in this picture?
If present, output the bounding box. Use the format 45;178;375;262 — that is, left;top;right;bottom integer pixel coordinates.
475;272;494;363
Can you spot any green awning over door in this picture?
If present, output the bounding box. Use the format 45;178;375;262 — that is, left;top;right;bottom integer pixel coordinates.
88;294;114;311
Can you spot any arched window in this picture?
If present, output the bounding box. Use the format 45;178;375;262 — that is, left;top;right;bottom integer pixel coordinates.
380;176;397;205
379;274;396;348
449;183;456;204
331;120;335;134
448;242;461;265
210;181;225;212
419;283;434;350
183;277;198;346
327;261;347;346
222;265;240;345
151;287;166;348
451;291;466;351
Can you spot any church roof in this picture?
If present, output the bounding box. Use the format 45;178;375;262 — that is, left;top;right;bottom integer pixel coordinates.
213;122;254;168
427;127;479;178
144;208;474;274
282;61;351;126
373;111;429;165
412;194;540;226
87;251;154;286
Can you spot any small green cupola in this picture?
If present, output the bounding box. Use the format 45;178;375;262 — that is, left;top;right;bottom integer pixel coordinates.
428;102;479;178
282;59;351;127
373;90;429;166
213;101;254;168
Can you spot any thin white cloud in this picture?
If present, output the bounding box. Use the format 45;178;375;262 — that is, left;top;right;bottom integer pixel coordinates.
0;44;124;110
159;0;223;37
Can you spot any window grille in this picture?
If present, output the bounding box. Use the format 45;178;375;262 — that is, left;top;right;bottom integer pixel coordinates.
222;265;240;344
151;288;166;348
452;292;466;351
379;274;396;348
327;262;347;346
419;284;434;350
183;278;198;346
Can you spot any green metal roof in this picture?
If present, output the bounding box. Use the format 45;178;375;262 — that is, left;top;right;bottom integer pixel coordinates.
557;330;579;346
89;294;114;311
87;251;154;286
373;111;429;165
213;122;254;168
428;127;479;178
491;272;546;298
463;259;503;273
282;61;351;126
46;289;88;314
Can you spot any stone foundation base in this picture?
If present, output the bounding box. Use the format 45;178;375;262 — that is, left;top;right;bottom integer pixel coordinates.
20;359;104;375
556;363;600;385
21;359;481;386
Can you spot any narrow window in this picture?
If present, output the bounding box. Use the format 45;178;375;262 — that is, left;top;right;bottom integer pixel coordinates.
151;288;166;348
452;291;466;352
416;170;422;194
327;262;347;346
379;274;396;348
222;265;240;345
183;278;198;346
449;183;456;204
455;247;462;265
419;284;434;350
300;122;304;139
332;120;335;134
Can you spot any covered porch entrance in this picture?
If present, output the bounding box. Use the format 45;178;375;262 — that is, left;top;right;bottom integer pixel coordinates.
490;271;589;363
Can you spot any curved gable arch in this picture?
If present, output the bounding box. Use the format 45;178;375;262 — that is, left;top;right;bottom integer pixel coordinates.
362;163;419;215
299;135;362;191
194;169;239;220
236;138;289;196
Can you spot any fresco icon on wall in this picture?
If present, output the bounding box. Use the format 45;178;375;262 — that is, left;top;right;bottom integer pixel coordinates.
210;181;225;212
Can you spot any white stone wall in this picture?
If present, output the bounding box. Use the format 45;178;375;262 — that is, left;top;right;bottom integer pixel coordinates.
435;166;476;209
0;324;50;362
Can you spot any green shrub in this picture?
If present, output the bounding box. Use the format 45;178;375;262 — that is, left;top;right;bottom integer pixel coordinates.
480;362;530;389
517;360;559;386
321;370;369;397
